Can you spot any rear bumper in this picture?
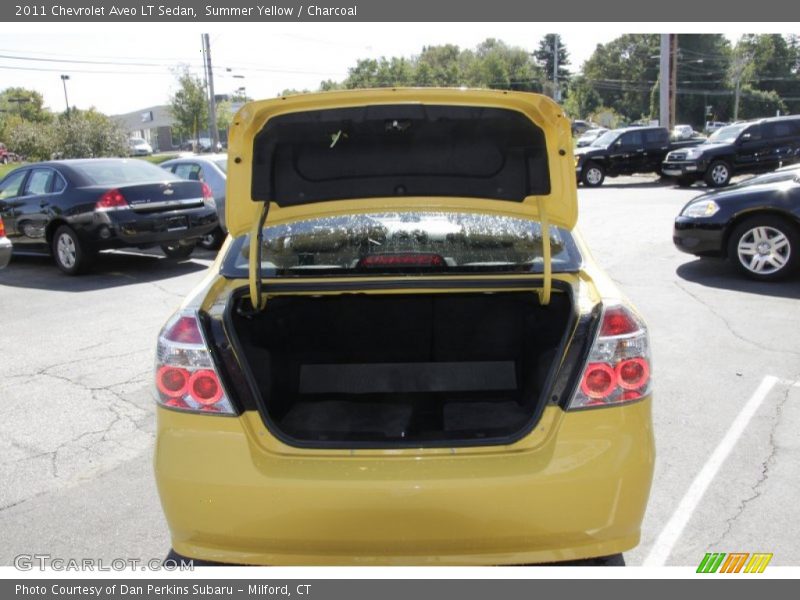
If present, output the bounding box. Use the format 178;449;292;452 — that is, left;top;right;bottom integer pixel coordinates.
78;207;218;249
0;237;11;268
154;400;655;565
673;217;726;257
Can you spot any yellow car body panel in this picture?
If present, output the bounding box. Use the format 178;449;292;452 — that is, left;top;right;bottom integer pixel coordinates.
154;89;655;565
155;399;653;565
224;88;578;237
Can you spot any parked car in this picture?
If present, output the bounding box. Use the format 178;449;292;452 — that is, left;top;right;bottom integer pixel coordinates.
154;89;654;567
160;154;227;250
575;125;704;186
571;119;593;136
673;170;800;280
180;138;223;153
0;216;11;268
128;138;153;156
0;159;219;274
0;142;17;164
662;116;800;188
575;127;608;148
704;121;730;134
671;125;697;140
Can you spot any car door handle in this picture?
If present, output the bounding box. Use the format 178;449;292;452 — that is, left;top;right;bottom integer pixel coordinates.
39;200;49;208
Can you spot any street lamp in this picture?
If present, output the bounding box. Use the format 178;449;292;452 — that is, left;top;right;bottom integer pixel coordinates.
60;74;70;116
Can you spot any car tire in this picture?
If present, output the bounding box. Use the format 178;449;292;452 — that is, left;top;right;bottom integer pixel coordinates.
198;227;225;251
581;162;605;187
704;160;732;187
161;241;196;260
549;553;626;566
727;215;799;281
52;225;94;275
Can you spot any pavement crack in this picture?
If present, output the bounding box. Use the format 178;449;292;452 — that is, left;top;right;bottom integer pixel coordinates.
707;381;794;548
673;280;800;357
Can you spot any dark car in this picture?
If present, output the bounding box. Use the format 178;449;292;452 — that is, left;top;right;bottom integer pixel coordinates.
0;159;219;274
160;154;227;250
662;116;800;188
575;126;703;187
0;215;11;268
673;172;800;280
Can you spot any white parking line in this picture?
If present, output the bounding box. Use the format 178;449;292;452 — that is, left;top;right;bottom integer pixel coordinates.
643;375;781;566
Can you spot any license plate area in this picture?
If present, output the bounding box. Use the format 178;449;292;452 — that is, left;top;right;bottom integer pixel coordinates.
165;216;189;232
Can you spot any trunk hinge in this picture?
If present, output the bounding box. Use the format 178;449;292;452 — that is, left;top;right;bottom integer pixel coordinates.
248;201;270;312
537;196;552;306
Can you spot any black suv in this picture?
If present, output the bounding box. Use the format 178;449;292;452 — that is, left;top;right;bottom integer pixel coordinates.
662;116;800;188
574;126;703;187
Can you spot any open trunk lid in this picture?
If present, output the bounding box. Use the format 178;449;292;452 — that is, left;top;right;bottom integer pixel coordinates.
223;89;578;306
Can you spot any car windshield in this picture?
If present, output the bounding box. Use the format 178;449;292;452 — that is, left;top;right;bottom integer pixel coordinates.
71;160;179;185
222;211;581;278
709;123;748;143
590;130;621;147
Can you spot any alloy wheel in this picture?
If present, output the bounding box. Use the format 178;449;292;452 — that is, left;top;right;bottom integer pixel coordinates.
56;233;77;269
586;167;603;185
711;164;729;186
736;226;791;275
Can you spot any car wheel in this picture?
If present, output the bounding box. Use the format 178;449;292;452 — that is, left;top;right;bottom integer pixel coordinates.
52;225;94;275
581;162;605;187
198;227;225;251
161;241;196;259
727;216;799;281
704;160;732;187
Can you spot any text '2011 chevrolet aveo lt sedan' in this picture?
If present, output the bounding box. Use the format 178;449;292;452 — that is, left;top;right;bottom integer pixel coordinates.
153;88;655;566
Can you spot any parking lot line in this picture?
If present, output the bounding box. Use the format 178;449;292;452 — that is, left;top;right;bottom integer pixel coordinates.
643;375;781;566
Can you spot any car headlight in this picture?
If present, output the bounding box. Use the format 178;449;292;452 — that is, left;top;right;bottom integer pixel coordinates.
683;147;705;160
682;199;720;218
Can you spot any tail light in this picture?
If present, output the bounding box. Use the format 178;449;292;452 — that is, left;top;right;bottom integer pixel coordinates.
569;303;651;409
155;311;234;415
96;188;129;211
0;216;5;237
201;182;216;209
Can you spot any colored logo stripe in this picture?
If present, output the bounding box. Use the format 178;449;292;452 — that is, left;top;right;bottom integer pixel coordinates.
697;553;726;573
720;553;749;573
697;552;773;573
744;553;773;573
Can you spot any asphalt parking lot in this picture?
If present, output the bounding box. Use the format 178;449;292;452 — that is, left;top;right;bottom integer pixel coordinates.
1;175;798;567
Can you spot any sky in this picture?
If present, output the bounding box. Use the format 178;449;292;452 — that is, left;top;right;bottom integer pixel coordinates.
0;23;790;116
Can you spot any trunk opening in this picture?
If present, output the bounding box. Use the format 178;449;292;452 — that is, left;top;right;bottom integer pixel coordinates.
228;291;573;448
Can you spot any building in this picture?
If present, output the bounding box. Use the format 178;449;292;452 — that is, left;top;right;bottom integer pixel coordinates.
113;105;177;152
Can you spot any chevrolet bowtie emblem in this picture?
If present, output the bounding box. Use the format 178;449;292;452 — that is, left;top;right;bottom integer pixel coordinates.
163;188;174;195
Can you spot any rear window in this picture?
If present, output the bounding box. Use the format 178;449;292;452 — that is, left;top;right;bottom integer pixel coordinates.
221;211;581;278
251;104;551;206
71;160;178;186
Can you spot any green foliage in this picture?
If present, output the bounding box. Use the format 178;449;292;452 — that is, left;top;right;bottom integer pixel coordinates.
54;108;129;159
0;87;52;123
533;34;571;81
5;116;52;161
169;65;208;139
737;86;787;119
215;99;235;132
563;76;602;119
587;106;623;129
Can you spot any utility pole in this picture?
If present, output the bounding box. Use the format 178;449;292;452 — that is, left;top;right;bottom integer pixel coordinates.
202;33;220;150
669;34;677;130
730;52;751;121
659;35;669;128
553;34;559;102
60;75;70;116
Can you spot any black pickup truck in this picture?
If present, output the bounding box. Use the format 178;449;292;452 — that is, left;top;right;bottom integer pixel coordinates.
575;126;704;187
661;116;800;188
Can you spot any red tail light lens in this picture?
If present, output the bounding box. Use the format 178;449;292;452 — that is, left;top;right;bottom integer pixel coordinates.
201;182;213;201
569;303;651;410
616;357;650;390
155;311;234;415
164;316;204;344
358;253;445;268
188;370;222;405
0;216;5;237
96;188;128;211
156;366;189;397
580;363;617;399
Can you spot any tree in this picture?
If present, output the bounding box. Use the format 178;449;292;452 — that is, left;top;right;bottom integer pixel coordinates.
563;76;602;119
5;116;52;161
533;34;570;88
582;35;661;122
54;108;128;158
0;87;52;123
735;34;800;114
169;66;208;142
